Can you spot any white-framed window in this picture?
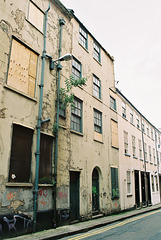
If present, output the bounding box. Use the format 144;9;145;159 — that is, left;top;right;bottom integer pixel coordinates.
127;171;132;194
138;139;142;159
132;135;136;157
79;25;88;49
124;131;128;154
93;74;101;99
153;148;156;164
151;128;154;139
122;102;126;118
130;109;133;124
93;42;101;62
142;121;145;133
71;97;83;133
147;125;149;136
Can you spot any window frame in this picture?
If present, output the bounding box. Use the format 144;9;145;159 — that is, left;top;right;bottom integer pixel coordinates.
93;74;101;99
79;25;88;49
138;139;142;159
130;109;133;124
110;96;116;111
71;97;83;133
122;102;126;118
94;109;102;134
111;167;119;200
132;135;136;157
72;57;82;80
124;131;128;155
93;41;101;63
127;171;132;195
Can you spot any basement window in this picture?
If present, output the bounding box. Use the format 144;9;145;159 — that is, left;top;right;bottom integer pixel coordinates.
8;124;33;183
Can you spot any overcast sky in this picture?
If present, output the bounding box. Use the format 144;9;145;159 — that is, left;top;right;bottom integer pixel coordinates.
60;0;161;129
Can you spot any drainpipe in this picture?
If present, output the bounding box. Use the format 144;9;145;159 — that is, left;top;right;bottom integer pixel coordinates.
53;18;66;222
141;116;148;206
33;4;50;232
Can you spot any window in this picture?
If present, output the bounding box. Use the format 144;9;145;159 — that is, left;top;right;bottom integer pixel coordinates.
138;139;142;159
59;102;66;118
153;148;156;164
127;171;131;194
142;121;145;133
111;168;119;199
149;146;152;163
7;38;38;98
94;109;102;134
124;131;128;154
130;109;133;124
72;57;82;80
147;125;149;136
144;143;147;161
93;74;101;99
151;175;154;192
27;1;44;32
151;128;154;139
71;97;82;133
9;124;33;183
155;176;159;191
111;120;118;148
79;25;88;49
132;135;136;157
39;133;53;184
122;102;126;118
110;96;116;110
93;42;101;62
136;115;140;129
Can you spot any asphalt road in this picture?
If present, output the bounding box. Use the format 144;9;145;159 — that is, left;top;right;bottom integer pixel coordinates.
61;209;161;240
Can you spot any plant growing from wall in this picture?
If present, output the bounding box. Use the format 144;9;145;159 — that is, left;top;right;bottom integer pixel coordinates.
53;75;87;134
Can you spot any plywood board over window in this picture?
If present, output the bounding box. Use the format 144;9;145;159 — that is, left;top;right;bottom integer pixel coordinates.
27;1;44;32
111;119;119;148
7;38;38;98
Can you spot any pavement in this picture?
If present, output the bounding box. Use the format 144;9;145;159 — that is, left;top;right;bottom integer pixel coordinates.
11;203;161;240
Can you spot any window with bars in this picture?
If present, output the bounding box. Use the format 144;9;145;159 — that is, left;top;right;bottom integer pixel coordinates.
132;135;136;157
111;167;119;199
93;74;101;99
94;109;102;134
93;42;101;62
122;102;126;118
127;171;131;194
72;58;82;80
110;96;116;110
79;25;88;49
71;97;82;133
124;131;128;154
8;124;33;183
138;139;142;159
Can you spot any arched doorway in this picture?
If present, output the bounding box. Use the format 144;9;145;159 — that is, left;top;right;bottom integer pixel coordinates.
92;168;99;212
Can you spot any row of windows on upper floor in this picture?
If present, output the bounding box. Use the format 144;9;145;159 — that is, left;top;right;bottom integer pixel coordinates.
121;101;161;144
27;1;102;64
123;130;161;165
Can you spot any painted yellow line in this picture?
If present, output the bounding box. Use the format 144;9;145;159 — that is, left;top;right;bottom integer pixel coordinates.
67;209;161;240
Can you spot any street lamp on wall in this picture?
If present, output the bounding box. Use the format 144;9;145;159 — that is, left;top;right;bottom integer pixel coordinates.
46;53;73;70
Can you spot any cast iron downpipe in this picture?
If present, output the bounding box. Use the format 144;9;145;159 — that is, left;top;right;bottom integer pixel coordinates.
53;18;66;222
33;4;50;232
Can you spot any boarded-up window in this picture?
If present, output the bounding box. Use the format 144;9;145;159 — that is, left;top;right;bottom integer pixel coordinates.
111;119;118;148
7;38;38;98
27;1;44;32
9;124;33;183
39;133;53;184
111;167;119;200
